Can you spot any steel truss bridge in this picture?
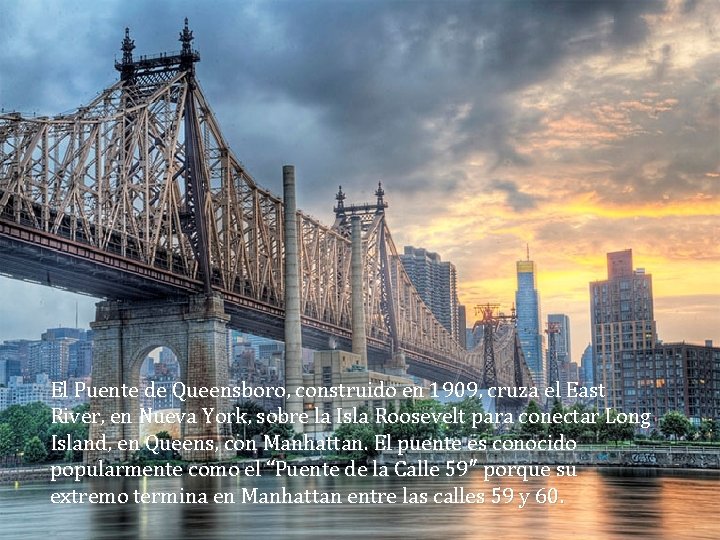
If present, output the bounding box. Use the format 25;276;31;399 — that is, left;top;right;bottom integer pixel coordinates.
0;22;533;387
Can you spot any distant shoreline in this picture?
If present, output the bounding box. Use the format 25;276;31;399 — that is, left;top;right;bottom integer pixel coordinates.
3;445;720;484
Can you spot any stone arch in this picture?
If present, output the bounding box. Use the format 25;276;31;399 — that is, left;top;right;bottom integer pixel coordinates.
134;344;183;443
130;342;185;385
86;294;233;463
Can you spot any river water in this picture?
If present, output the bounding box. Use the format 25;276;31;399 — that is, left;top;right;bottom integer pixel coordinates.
1;468;718;539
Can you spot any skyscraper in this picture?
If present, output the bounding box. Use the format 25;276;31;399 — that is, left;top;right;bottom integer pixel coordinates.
516;254;545;388
547;314;571;364
400;246;461;343
580;343;594;388
590;249;657;410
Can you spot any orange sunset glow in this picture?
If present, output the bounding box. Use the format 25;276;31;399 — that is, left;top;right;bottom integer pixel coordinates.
378;0;719;360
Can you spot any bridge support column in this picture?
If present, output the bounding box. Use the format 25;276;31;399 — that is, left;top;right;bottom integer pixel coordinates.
181;295;233;461
350;215;368;366
86;294;233;464
283;165;304;433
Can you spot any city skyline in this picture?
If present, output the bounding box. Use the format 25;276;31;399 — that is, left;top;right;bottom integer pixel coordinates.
0;1;718;363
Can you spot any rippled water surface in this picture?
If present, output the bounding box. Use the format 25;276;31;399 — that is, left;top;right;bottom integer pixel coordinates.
1;468;718;539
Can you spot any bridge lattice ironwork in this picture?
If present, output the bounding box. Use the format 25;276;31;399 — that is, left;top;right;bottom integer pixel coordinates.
0;24;531;386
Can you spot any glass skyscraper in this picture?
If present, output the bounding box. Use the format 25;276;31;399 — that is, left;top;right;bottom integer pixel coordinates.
516;259;545;388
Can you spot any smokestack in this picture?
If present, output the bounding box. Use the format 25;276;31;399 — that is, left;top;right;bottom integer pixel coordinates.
282;165;304;433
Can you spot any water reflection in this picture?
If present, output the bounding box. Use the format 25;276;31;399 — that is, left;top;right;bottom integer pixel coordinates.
0;468;717;540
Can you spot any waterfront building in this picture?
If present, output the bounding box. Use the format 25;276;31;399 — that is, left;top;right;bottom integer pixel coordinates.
400;246;461;343
590;249;657;410
302;350;424;437
516;255;545;388
4;374;55;409
630;341;720;424
227;331;285;409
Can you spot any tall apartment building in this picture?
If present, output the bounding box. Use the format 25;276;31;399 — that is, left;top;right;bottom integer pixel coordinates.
400;246;461;343
0;373;88;412
516;257;545;388
28;339;73;382
590;249;657;410
0;386;8;411
0;340;31;380
0;349;22;385
139;347;182;410
67;332;93;379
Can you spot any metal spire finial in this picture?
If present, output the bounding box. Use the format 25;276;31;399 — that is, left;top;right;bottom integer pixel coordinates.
121;27;135;65
180;17;194;55
375;181;385;206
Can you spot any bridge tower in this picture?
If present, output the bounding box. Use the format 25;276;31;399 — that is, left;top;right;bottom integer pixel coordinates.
473;303;517;387
86;22;233;463
332;183;406;375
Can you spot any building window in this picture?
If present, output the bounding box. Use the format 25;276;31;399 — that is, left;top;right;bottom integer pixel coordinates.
323;402;333;429
322;366;332;387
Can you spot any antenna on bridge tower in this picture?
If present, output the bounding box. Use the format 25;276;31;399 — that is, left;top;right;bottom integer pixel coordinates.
375;182;386;214
179;17;196;72
335;186;345;215
119;28;136;81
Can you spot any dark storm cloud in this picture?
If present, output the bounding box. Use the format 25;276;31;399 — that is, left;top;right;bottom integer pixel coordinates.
0;0;667;210
224;0;667;195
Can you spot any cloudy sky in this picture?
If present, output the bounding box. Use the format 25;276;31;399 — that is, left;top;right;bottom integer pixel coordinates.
0;0;718;362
